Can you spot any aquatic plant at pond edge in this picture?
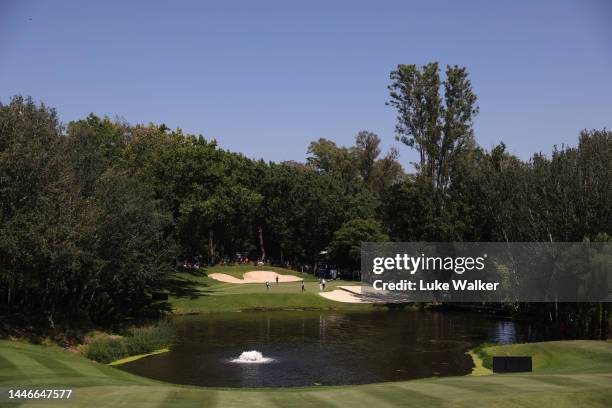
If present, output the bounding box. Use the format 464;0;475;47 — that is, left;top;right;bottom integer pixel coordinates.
83;322;175;364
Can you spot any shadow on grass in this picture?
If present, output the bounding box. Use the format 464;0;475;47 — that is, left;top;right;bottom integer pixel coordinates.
163;274;217;299
176;267;208;277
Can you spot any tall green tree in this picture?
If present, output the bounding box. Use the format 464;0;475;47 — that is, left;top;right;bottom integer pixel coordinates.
0;97;174;325
307;138;357;181
328;218;389;271
388;62;478;189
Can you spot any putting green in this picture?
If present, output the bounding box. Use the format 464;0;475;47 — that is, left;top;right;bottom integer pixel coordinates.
1;340;611;407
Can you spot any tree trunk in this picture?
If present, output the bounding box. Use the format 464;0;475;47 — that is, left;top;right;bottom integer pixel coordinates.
599;302;608;340
258;226;266;261
209;230;215;264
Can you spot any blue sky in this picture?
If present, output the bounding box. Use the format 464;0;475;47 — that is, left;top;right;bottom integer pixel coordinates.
1;0;610;169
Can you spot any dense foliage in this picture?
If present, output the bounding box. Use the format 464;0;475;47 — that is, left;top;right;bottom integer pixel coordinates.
1;62;610;331
0;98;174;325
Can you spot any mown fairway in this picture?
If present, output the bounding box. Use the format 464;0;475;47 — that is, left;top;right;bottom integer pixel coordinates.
1;340;611;407
167;265;374;313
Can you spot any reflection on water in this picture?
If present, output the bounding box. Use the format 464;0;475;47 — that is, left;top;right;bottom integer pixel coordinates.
494;320;518;343
119;311;555;387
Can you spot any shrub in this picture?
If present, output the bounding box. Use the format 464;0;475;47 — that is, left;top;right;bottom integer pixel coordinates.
124;321;175;356
84;336;128;364
83;322;175;364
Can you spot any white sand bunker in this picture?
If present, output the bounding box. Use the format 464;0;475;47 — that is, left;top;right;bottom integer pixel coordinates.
209;270;302;284
321;285;408;304
319;286;376;304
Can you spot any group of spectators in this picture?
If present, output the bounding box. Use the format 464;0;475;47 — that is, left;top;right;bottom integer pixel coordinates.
178;257;205;270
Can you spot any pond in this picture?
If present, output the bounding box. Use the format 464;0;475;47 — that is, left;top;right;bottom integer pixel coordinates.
118;310;554;387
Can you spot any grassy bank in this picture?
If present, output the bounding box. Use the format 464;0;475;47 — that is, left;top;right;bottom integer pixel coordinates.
167;265;374;313
108;348;169;366
0;339;611;407
472;340;612;374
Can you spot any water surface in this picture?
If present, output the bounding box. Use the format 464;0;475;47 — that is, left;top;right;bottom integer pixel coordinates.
119;311;552;387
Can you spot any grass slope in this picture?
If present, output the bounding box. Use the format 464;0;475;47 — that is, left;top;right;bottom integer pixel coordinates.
167;265;373;313
1;340;611;407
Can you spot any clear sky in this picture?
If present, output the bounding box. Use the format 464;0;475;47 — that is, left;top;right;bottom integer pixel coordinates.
1;0;611;169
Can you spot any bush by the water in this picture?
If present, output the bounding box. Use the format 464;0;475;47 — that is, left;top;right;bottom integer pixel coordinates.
84;322;175;364
125;322;175;356
84;336;128;364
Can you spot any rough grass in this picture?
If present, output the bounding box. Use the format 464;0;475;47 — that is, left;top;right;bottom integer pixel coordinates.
83;322;175;364
1;339;611;407
84;336;128;364
124;322;175;356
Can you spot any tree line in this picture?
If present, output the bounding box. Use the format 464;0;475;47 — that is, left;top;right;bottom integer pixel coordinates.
1;62;610;328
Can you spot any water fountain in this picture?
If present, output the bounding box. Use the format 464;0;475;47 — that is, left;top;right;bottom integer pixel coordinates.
231;350;274;364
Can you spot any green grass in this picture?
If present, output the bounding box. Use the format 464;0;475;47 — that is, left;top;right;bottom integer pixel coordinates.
467;350;491;376
189;264;319;280
167;265;374;313
109;348;169;366
476;340;612;374
171;292;373;314
1;339;611;407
